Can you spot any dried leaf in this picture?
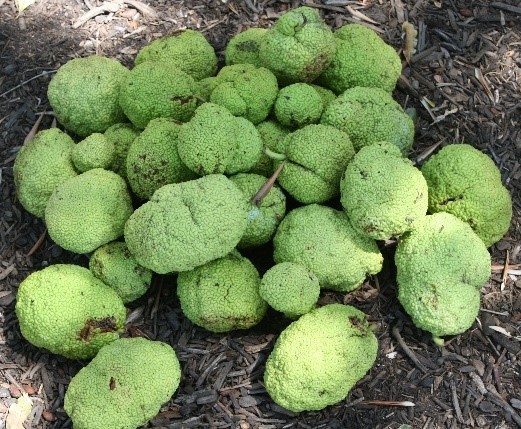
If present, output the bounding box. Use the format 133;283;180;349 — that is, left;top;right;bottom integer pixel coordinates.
488;326;521;341
6;394;33;429
402;22;418;63
15;0;35;13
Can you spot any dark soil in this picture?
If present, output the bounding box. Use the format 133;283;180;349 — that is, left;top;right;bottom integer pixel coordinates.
1;0;521;428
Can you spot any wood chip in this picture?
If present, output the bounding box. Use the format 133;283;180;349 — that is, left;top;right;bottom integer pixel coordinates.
392;0;406;23
346;6;379;24
73;2;121;28
474;68;495;103
114;0;158;18
239;395;261;408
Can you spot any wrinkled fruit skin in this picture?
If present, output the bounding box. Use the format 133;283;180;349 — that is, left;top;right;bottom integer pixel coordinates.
47;55;129;137
177;251;268;332
225;28;268;68
89;241;152;304
259;262;320;319
124;174;248;274
321;86;415;155
64;338;181;429
273;83;323;128
126;118;197;200
13;128;77;219
274;124;355;204
264;303;378;412
209;64;279;125
177;103;263;175
259;6;336;84
273;204;383;292
103;123;141;179
317;23;402;94
45;168;134;254
250;120;290;176
135;29;217;81
119;61;198;129
15;264;126;360
72;133;115;173
340;141;428;240
395;213;491;338
421;144;513;247
229;173;286;248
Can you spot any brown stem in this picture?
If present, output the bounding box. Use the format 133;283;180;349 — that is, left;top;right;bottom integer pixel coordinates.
251;160;286;206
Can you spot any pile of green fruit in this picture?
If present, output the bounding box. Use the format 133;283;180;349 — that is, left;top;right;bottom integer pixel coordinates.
12;6;513;428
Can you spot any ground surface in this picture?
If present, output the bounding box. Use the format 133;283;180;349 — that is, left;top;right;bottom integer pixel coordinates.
0;0;520;428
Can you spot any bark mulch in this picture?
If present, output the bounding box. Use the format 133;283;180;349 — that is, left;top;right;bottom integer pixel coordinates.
0;0;520;428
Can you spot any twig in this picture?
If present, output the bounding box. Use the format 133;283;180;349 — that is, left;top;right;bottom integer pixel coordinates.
200;17;227;33
3;370;26;393
0;265;15;281
474;68;495;103
73;2;119;28
26;229;47;257
391;325;429;374
450;380;464;423
303;1;348;13
345;396;365;407
431;396;452;411
493;364;505;395
344;17;385;34
480;308;510;317
150;276;163;320
360;400;415;407
431;107;459;124
397;75;421;100
0;70;56;98
194;95;207;104
413;140;443;165
251;159;285;206
486;392;521;428
244;0;259;13
469;372;487;395
492;263;521;271
490;2;521;14
501;249;509;291
325;0;360;4
346;5;379;24
24;114;44;145
420;97;437;121
114;0;158;18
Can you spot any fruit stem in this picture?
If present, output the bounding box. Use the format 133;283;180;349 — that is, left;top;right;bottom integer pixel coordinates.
264;147;286;161
251;160;286;206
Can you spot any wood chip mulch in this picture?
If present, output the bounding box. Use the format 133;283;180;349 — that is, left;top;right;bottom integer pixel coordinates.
0;0;520;428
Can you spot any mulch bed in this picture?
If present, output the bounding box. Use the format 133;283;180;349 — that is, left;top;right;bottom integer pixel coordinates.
1;0;520;428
